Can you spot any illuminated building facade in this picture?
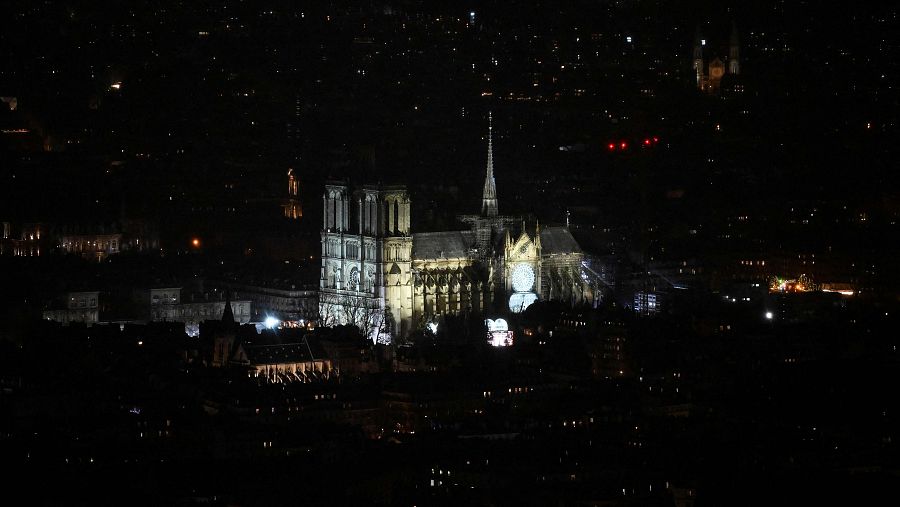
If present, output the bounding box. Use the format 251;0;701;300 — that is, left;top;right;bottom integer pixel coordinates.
57;221;159;260
0;222;45;256
320;117;592;341
232;343;333;382
43;291;101;325
59;233;123;261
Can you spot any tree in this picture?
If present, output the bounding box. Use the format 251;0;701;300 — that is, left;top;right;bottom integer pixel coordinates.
319;292;387;343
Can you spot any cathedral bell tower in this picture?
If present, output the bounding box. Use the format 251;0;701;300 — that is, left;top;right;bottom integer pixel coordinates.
319;181;413;341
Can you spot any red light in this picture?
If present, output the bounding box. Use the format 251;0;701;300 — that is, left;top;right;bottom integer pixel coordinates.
643;138;651;146
620;141;628;149
608;143;616;151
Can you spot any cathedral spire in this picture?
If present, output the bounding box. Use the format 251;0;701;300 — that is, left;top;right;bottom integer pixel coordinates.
481;112;498;217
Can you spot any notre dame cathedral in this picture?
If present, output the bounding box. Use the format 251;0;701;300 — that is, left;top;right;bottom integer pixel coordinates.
319;115;593;341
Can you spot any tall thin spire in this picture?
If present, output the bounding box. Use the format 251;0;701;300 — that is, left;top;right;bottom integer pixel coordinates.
728;21;740;75
481;112;498;217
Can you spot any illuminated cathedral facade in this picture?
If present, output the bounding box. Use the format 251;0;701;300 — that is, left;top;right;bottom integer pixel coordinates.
319;115;593;341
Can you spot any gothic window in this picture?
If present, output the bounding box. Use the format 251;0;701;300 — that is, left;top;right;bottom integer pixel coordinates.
349;268;360;291
333;198;339;230
394;200;400;233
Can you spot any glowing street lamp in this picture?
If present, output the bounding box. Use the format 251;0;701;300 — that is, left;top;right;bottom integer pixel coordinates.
765;311;774;320
264;316;281;329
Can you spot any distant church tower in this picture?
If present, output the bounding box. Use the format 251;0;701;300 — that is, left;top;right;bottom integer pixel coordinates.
481;112;499;217
728;22;741;75
283;168;302;219
692;27;705;89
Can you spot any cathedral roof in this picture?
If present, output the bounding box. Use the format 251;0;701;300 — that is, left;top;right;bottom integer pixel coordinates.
412;231;475;260
540;227;581;255
241;341;325;366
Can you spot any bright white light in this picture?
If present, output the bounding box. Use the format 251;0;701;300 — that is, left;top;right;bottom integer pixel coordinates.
511;264;535;292
509;292;538;313
489;330;513;347
486;318;508;332
264;316;280;329
626;36;632;43
701;39;706;46
427;322;438;334
765;311;774;320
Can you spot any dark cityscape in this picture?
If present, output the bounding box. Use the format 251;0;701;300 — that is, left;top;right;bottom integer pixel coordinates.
1;0;898;505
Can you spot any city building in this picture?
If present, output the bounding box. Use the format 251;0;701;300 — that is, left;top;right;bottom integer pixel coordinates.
143;287;252;335
59;233;123;261
0;222;45;256
43;291;101;325
233;342;333;382
58;220;160;260
211;281;318;323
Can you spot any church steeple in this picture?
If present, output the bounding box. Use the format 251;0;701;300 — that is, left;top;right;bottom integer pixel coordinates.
728;21;740;75
221;289;235;325
481;112;498;217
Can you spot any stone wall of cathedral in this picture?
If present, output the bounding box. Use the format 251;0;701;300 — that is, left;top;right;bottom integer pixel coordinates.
541;253;591;307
